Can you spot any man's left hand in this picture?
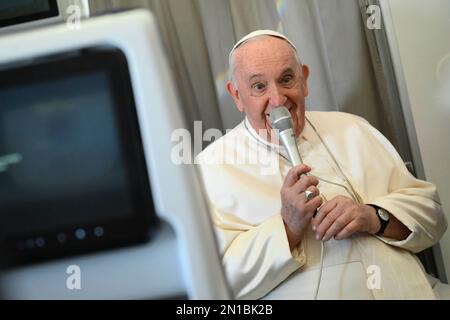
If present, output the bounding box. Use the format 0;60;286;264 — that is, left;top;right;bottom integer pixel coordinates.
312;195;380;241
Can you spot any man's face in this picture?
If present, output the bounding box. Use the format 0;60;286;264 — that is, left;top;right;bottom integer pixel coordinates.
227;36;309;142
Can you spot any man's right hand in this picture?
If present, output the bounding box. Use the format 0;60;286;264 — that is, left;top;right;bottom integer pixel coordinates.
280;164;322;250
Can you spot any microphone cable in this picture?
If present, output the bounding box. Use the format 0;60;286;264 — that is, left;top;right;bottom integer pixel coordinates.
300;171;325;300
312;194;326;300
314;241;324;300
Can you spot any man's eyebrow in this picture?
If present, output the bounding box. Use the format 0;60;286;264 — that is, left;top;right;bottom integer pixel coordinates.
280;68;295;75
247;74;264;83
246;68;296;83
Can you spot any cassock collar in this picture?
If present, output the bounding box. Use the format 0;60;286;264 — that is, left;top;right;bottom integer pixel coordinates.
243;116;312;161
243;117;283;152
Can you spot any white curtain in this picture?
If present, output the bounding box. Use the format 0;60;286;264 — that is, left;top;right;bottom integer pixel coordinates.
89;0;395;145
89;0;224;135
198;0;382;129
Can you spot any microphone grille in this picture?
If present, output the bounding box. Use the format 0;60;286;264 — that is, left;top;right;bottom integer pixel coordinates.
269;107;294;132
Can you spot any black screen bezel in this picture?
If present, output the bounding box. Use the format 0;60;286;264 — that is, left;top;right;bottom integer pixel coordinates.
0;48;158;266
0;0;59;28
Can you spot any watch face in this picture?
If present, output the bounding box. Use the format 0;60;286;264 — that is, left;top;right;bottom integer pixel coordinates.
378;209;390;221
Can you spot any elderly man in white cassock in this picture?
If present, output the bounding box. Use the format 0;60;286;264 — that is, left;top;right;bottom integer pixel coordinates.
196;30;449;299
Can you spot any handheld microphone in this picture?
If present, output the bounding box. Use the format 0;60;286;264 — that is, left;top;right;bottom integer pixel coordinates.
270;106;313;203
269;106;302;166
270;106;324;300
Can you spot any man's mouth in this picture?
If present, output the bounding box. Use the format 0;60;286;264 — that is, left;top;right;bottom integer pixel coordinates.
265;107;295;135
265;106;294;118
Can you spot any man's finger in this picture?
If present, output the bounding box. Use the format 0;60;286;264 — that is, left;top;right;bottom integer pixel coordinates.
314;207;342;240
312;198;338;229
334;220;359;240
304;194;323;215
291;175;319;194
283;164;311;188
321;212;353;241
304;186;320;202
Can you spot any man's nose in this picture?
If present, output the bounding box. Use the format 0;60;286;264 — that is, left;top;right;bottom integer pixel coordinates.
268;85;287;107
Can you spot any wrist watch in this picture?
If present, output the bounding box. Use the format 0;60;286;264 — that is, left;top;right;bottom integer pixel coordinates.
371;205;390;235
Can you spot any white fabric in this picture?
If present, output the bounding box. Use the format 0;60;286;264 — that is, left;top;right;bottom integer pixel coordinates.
229;29;298;60
263;226;374;300
196;111;447;299
427;274;450;300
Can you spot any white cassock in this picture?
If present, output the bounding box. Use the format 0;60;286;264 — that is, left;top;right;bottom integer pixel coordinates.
196;111;447;300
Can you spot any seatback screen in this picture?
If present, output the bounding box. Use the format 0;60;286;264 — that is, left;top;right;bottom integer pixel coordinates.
0;48;156;265
0;0;58;28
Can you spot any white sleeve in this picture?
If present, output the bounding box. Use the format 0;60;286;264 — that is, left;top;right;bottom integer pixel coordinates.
211;205;305;299
355;119;447;253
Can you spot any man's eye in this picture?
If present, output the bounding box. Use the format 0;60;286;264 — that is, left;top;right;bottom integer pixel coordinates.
252;83;266;91
281;75;294;84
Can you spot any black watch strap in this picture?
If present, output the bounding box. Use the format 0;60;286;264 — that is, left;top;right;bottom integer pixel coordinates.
370;205;390;235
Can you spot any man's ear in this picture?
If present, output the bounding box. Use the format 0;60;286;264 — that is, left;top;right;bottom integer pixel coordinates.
301;64;310;97
226;81;245;113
